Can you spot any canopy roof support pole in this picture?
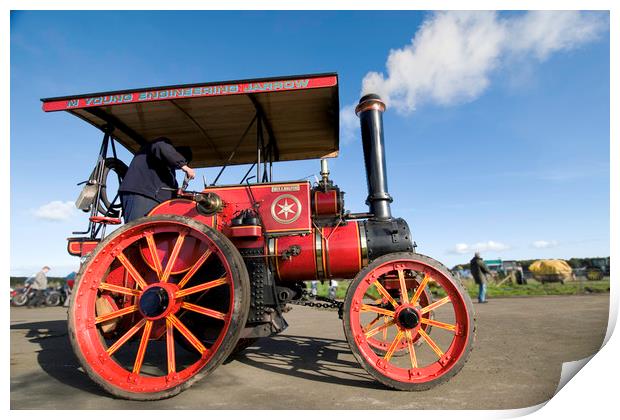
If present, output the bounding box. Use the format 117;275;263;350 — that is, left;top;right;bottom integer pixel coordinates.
256;113;273;183
71;129;112;239
83;108;146;147
248;94;280;162
91;129;111;222
240;162;256;184
256;116;262;183
260;115;270;183
170;100;223;160
211;113;258;186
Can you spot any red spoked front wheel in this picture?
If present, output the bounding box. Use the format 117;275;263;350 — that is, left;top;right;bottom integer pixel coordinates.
343;252;475;390
68;215;250;400
365;281;434;355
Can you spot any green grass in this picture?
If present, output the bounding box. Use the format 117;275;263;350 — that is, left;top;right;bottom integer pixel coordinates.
463;278;610;298
304;277;610;300
306;281;350;299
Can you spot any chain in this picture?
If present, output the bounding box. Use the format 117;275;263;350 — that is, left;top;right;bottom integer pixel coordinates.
291;289;344;318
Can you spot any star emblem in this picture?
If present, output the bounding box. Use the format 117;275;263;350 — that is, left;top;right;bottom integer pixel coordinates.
277;199;296;220
271;194;302;224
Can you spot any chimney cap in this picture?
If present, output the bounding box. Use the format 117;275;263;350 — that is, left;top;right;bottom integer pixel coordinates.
356;94;386;115
359;93;382;103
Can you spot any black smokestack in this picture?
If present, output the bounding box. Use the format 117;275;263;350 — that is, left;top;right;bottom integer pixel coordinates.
356;94;393;220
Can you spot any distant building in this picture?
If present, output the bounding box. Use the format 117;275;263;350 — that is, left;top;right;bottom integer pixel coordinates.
484;259;503;273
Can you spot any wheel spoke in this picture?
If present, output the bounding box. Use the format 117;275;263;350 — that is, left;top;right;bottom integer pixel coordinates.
175;277;228;298
363;291;383;305
106;318;147;356
166;318;176;374
373;281;399;308
98;283;141;297
360;304;395;318
177;249;213;289
362;315;382;333
365;318;395;338
145;233;163;278
420;318;457;332
180;302;227;320
418;328;444;358
384;330;405;362
121;268;133;307
161;230;187;283
420;296;451;315
95;304;139;324
411;273;431;306
132;320;153;373
405;330;418;368
382;317;388;341
397;269;409;304
168;314;207;354
117;251;148;290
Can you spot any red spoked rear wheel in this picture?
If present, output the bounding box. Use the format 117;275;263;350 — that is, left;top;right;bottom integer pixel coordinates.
343;252;475;390
68;215;250;400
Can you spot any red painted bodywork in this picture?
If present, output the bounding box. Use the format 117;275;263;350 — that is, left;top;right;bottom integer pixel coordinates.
89;216;122;225
67;238;100;257
141;181;366;282
313;189;340;216
228;225;262;238
183;182;313;235
272;233;318;281
318;222;364;279
272;221;363;281
149;199;216;228
69;181;365;283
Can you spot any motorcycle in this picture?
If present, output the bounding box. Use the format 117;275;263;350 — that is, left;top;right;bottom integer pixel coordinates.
45;284;71;306
11;284;35;307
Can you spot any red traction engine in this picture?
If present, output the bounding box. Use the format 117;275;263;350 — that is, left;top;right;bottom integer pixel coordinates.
42;73;474;400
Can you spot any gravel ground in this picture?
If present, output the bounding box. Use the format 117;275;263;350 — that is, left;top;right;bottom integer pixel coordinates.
10;294;609;409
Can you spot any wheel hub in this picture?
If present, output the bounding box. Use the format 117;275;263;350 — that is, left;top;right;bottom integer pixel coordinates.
397;306;420;329
139;286;170;318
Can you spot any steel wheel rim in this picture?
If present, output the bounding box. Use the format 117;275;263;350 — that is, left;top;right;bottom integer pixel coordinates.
349;259;470;384
71;219;235;394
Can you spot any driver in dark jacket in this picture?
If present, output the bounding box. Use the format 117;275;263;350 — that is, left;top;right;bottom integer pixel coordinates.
119;137;195;222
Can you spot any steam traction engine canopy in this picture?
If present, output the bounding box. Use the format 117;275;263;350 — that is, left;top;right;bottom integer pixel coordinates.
42;73;340;167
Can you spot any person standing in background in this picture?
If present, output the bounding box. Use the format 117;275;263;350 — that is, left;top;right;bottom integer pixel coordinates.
328;279;338;299
470;253;491;303
28;266;50;308
310;280;318;299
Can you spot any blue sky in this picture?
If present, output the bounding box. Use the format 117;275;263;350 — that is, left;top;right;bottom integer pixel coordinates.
10;10;609;276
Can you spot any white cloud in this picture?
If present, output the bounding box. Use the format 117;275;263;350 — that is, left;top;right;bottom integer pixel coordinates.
507;11;605;60
532;240;559;249
339;103;359;144
341;11;606;130
449;240;511;255
363;11;506;112
32;200;77;221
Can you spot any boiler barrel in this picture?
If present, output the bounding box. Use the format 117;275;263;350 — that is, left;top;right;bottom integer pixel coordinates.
269;218;413;282
270;221;367;281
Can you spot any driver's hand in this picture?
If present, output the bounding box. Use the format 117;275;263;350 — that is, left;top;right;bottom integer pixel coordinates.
181;165;196;180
